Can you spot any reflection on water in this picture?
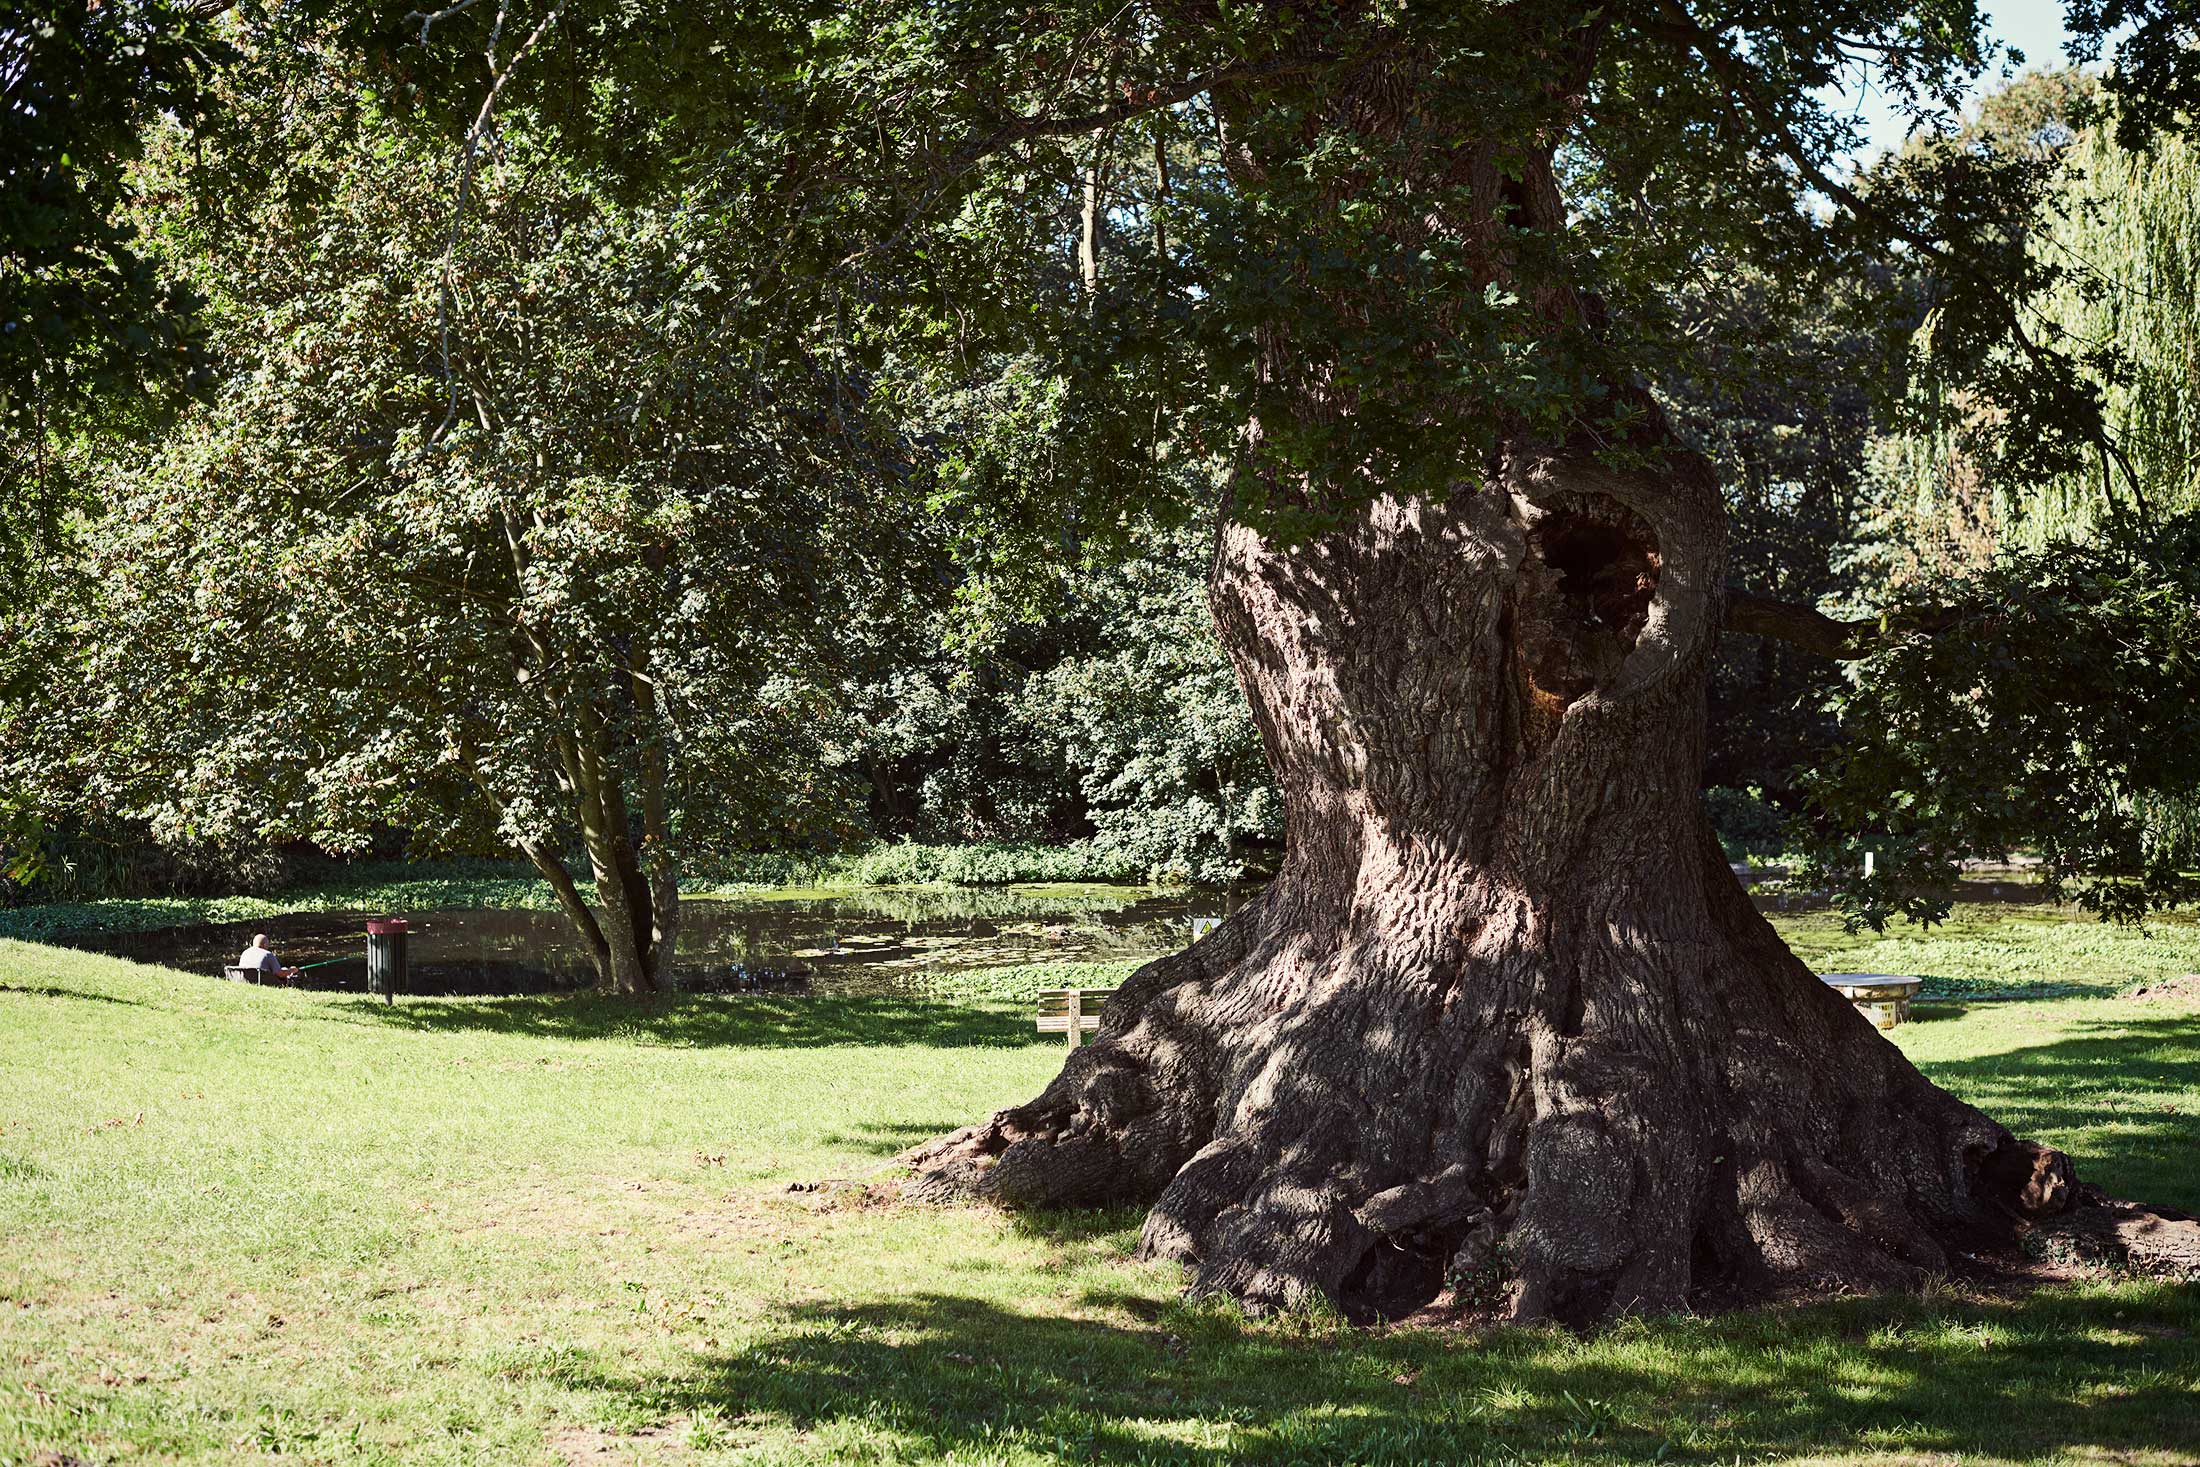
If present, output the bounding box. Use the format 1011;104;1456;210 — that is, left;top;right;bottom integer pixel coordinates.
48;870;2065;998
1743;871;2054;913
58;884;1255;997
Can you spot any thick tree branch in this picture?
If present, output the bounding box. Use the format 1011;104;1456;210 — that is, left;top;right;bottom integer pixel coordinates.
838;54;1331;276
1723;590;1962;659
959;58;1316;161
1723;591;1865;658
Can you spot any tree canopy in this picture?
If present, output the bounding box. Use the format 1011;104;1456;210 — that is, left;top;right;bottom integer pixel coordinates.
3;35;923;988
1;0;227;585
11;2;2200;922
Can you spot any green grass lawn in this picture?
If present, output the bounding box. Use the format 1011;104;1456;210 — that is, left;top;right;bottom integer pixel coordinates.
3;913;2197;1466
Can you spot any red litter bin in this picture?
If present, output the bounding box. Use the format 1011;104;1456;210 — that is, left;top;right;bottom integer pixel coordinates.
365;918;409;1004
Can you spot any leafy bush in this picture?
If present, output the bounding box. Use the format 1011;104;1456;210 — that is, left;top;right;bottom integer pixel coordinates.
701;840;1148;888
1705;786;1790;862
911;960;1146;1004
833;840;1142;886
0;842;1175;941
1009;524;1280;885
0;872;563;941
1;813;301;906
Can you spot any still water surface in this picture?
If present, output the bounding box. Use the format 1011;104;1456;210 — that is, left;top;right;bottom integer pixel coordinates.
63;885;1247;996
57;873;2052;997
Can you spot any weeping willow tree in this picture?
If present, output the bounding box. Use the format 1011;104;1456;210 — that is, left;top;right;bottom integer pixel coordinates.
2028;122;2200;529
1864;76;2200;585
1826;75;2200;925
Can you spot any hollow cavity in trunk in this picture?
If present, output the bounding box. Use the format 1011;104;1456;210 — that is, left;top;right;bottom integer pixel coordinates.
905;462;2085;1325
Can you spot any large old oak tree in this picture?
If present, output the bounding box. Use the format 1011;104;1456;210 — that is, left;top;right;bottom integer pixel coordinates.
356;0;2200;1322
877;0;2200;1324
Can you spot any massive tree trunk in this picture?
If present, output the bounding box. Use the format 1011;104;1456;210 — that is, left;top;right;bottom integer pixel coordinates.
897;31;2199;1322
908;446;2084;1324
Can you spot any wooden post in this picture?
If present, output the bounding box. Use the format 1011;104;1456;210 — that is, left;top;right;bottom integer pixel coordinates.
1066;989;1084;1050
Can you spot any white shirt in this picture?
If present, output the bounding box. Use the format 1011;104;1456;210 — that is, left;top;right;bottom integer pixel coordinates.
239;943;280;974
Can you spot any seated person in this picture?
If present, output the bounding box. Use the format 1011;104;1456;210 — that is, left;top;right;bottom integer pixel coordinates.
237;934;300;981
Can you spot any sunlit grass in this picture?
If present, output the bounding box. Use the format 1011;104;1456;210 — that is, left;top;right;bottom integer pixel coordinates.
2;921;2196;1465
1780;902;2200;998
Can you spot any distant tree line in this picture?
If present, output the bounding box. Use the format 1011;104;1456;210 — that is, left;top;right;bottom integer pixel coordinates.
3;38;2196;969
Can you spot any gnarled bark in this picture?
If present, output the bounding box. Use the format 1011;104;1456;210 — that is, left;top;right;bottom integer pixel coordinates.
898;19;2200;1321
907;448;2092;1325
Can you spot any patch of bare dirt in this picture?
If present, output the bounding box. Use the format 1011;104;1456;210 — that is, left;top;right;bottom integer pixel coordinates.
447;1174;790;1246
548;1423;680;1466
782;1177;897;1211
2123;974;2200;1002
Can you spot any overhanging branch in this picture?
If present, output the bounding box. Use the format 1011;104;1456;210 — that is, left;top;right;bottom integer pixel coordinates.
1723;590;1962;659
960;61;1301;159
836;53;1334;275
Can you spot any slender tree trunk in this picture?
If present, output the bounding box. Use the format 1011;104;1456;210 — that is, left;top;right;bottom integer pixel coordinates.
521;842;613;979
909;448;2081;1323
565;731;658;996
1079;124;1110;300
634;725;680;990
597;759;658;975
455;736;618;980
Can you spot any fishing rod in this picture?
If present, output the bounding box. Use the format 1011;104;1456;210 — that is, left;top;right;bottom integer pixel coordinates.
289;956;353;971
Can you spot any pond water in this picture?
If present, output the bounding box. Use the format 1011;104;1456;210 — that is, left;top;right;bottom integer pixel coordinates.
1744;870;2052;913
60;884;1256;997
53;872;2058;998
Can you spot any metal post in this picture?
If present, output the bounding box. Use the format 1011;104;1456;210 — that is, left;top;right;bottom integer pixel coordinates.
365;918;409;1004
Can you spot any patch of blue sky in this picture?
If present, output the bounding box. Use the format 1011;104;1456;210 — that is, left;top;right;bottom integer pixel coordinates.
1825;0;2079;167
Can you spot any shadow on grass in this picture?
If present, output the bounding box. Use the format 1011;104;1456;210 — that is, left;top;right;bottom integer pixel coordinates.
1902;1002;1973;1022
1914;981;2105;1003
1921;1013;2200;1213
0;983;146;1006
574;1283;2200;1464
819;1120;975;1156
323;991;1049;1051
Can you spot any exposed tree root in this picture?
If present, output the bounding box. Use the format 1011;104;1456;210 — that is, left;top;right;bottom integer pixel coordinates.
2028;1189;2200;1280
901;879;2110;1324
900;468;2176;1328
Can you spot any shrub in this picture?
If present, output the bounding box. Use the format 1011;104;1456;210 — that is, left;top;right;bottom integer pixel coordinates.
911;960;1146;1004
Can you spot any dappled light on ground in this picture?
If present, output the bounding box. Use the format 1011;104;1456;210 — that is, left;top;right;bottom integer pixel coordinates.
585;1285;2200;1464
327;990;1047;1051
1;935;2195;1463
